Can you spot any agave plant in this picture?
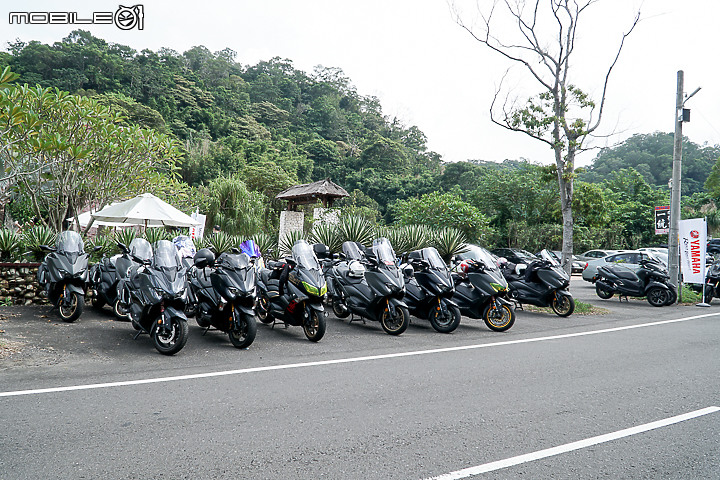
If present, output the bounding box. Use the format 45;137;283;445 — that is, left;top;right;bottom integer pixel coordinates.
0;229;22;261
88;235;114;262
279;230;305;256
376;226;404;254
337;215;375;247
205;232;236;255
309;222;342;253
252;232;278;259
396;224;432;254
22;226;57;262
113;229;138;252
143;227;171;245
432;226;469;263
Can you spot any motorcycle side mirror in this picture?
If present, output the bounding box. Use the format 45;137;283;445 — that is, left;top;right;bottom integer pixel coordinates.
231;247;240;254
93;245;103;252
286;258;297;267
333;253;341;261
118;243;129;254
403;265;415;277
39;245;55;253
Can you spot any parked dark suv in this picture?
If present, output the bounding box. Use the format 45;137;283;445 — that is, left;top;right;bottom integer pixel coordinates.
490;248;538;265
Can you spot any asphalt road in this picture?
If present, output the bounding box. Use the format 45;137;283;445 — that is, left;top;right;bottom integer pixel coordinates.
1;277;719;479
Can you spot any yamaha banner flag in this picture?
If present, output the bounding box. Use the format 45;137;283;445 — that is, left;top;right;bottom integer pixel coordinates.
678;218;707;284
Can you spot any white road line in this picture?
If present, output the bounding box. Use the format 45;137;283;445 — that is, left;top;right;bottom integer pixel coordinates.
1;312;718;398
425;406;720;479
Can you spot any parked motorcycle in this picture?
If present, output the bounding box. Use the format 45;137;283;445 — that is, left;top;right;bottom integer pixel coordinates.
187;248;258;349
255;239;327;342
37;231;97;322
119;239;190;355
451;245;515;332
324;238;410;336
500;249;575;317
702;256;720;304
402;246;461;333
90;237;153;320
593;254;676;307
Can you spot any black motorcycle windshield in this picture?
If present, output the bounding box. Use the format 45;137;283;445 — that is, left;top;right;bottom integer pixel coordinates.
373;238;397;266
292;241;321;270
153;240;182;269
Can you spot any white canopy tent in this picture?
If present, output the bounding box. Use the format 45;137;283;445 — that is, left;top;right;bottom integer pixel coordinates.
90;193;201;228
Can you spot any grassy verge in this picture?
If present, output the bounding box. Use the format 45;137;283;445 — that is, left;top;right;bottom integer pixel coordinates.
521;300;609;315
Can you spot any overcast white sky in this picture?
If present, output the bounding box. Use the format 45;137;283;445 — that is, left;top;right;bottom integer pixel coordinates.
3;1;719;168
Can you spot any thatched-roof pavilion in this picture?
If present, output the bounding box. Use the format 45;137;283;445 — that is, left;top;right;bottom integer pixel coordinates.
275;178;348;211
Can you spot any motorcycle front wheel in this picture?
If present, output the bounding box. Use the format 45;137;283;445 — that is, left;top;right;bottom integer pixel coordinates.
429;303;461;333
551;292;575;317
152;317;189;355
595;283;614;299
482;303;515;332
703;288;713;304
229;311;257;349
58;291;83;322
256;293;273;324
646;287;668;307
381;305;409;335
91;291;105;308
303;309;326;342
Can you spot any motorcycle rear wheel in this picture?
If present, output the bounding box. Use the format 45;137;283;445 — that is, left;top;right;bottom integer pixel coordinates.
113;299;131;321
303;310;326;342
332;299;350;318
551;293;575;317
256;293;273;324
152;317;189;355
381;305;409;336
229;311;257;349
58;292;83;322
646;287;668;307
595;284;614;299
429;303;461;333
665;286;678;306
482;303;515;332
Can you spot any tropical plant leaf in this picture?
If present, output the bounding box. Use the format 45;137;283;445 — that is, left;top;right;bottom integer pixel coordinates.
431;227;468;263
205;232;236;255
337;215;375;247
0;229;22;261
279;230;304;256
308;222;341;253
21;226;57;262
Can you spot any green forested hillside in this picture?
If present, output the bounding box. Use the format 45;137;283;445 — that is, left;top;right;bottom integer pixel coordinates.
2;31;719;250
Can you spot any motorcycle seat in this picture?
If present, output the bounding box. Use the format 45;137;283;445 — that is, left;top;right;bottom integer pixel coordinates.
614;269;638;281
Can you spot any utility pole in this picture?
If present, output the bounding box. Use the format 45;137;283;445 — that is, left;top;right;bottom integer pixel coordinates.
668;70;701;303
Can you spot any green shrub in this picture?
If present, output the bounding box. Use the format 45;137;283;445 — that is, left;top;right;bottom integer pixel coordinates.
22;226;57;262
0;229;22;261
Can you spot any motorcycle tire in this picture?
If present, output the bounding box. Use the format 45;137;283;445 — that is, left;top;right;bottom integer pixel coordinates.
646;287;669;307
332;299;350;319
113;299;131;321
428;303;461;333
256;293;273;324
91;292;106;308
152;317;188;355
380;305;409;336
595;283;614;299
229;311;257;349
665;286;678;306
482;303;515;332
551;292;575;317
703;289;713;304
58;292;84;323
303;309;326;342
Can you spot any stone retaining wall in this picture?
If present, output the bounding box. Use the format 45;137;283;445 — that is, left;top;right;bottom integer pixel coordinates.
0;263;48;305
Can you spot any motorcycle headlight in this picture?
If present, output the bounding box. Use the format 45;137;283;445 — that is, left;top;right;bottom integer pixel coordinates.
302;281;319;296
490;282;506;293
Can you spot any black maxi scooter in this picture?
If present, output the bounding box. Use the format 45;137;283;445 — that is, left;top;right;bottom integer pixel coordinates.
324;238;410;336
187;248;258;349
502;249;575;317
37;231;97;322
402;246;461;333
119;239;190;355
255;239;327;342
90;237;153;320
452;245;515;332
593;254;675;307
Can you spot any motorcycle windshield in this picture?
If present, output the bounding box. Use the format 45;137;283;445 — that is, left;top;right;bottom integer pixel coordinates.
421;247;447;270
540;249;559;266
239;239;261;258
373;238;397;266
292;240;320;270
218;252;251;270
342;241;365;261
56;231;84;253
129;238;153;262
153;240;181;269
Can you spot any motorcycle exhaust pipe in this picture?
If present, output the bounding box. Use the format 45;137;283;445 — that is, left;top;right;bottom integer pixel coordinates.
595;279;612;290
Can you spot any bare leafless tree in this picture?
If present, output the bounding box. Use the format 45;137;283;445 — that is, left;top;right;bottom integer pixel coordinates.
451;0;639;271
